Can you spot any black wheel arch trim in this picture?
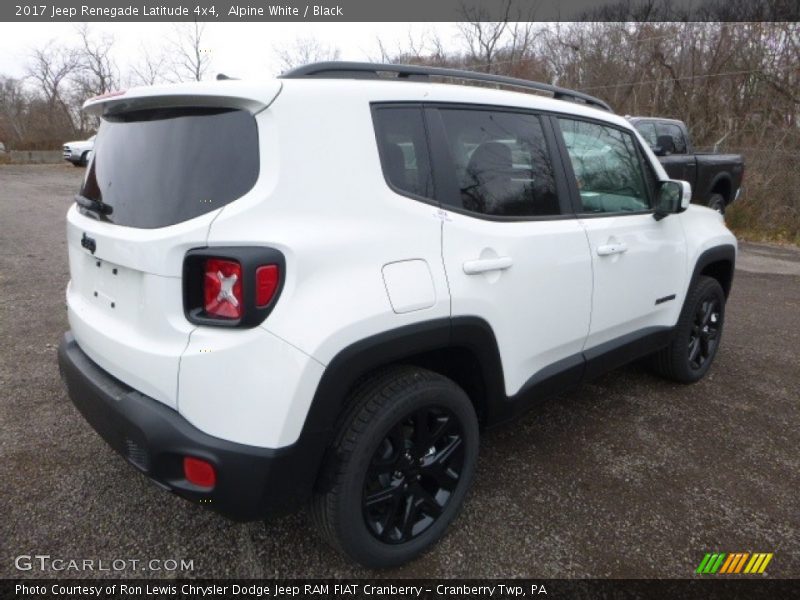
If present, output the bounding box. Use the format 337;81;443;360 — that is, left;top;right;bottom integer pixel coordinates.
689;244;736;298
706;172;733;203
296;316;682;501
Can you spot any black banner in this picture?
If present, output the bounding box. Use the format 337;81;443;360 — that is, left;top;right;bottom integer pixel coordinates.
5;579;800;600
2;0;799;22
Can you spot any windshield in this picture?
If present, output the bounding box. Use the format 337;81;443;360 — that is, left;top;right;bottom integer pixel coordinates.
79;107;259;229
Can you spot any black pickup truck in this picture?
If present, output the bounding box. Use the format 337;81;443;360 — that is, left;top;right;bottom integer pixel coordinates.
627;117;744;213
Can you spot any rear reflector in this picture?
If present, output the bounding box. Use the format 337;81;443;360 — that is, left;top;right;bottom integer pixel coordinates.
183;457;216;488
204;258;242;319
255;265;279;307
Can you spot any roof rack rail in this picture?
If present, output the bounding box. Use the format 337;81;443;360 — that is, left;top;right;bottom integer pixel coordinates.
280;61;612;112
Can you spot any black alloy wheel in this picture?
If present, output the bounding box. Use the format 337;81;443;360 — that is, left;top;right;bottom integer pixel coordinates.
311;366;478;568
362;406;465;544
688;296;721;371
649;275;726;383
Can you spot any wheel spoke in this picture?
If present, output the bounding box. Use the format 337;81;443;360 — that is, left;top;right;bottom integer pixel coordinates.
701;301;715;326
378;490;405;541
434;435;463;467
398;493;419;539
688;337;701;364
365;482;401;508
700;334;711;359
411;409;433;456
423;436;463;490
412;482;442;518
428;414;452;447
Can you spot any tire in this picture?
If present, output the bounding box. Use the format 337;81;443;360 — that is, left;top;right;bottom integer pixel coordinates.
79;151;89;167
708;193;726;215
650;275;726;383
311;366;479;568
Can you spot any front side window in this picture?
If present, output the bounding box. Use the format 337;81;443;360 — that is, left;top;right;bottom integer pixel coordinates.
656;122;687;154
437;109;560;217
372;106;434;200
558;118;652;214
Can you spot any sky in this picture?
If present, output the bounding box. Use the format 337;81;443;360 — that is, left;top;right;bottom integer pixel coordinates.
0;22;464;82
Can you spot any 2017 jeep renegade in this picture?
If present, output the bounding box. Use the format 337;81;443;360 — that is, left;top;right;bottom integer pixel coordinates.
58;62;736;568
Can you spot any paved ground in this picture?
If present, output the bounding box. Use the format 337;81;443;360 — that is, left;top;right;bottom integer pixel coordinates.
1;164;798;579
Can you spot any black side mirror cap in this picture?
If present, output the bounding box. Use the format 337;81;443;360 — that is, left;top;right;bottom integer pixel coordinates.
654;180;691;220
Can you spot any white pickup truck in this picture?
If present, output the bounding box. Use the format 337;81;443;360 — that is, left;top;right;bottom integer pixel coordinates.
62;135;95;166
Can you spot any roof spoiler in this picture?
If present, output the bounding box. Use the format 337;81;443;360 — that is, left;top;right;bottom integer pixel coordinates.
82;81;282;117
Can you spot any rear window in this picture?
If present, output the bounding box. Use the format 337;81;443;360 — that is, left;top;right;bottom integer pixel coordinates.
80;107;259;229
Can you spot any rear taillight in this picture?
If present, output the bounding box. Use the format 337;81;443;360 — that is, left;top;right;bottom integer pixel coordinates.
204;258;243;319
255;265;279;307
183;247;285;328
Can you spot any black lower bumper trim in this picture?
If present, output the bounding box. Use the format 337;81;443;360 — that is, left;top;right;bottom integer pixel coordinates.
57;332;324;521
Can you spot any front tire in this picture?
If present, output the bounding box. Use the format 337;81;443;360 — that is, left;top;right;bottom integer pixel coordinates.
708;193;726;215
311;366;479;568
651;276;726;383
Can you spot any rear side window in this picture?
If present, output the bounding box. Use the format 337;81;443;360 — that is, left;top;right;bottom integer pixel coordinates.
80;107;259;229
372;106;434;200
634;122;658;147
437;109;559;217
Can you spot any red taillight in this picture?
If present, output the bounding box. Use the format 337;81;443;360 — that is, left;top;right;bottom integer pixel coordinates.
255;265;279;307
183;456;216;488
204;258;242;319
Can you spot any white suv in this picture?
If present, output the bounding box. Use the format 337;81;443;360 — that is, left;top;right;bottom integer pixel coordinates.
58;63;736;568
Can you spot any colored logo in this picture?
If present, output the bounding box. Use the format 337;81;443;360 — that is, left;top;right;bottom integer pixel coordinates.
696;552;773;574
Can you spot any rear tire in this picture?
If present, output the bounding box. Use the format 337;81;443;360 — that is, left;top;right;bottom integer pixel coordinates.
708;193;726;215
311;366;479;568
650;276;726;383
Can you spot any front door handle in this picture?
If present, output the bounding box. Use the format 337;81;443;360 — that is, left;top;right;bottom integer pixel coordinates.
463;256;513;275
596;242;628;256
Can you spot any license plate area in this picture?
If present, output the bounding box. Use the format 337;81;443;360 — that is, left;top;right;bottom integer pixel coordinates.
77;254;143;319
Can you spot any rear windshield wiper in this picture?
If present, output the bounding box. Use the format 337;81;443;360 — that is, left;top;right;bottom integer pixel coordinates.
75;194;113;216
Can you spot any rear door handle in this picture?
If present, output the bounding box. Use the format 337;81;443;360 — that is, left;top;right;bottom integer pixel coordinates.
596;242;628;256
463;256;513;275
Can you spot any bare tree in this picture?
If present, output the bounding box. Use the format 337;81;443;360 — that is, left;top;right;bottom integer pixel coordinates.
457;0;512;71
0;76;30;145
74;24;119;97
168;22;211;82
129;46;169;86
26;41;81;135
274;37;341;73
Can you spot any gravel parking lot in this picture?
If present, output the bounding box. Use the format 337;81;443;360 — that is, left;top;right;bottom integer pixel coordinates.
1;164;798;579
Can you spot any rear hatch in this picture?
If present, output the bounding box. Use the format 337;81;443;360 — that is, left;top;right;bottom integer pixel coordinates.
66;82;280;408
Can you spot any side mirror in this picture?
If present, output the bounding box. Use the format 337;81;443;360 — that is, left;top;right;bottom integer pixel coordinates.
655;135;675;156
654;180;691;221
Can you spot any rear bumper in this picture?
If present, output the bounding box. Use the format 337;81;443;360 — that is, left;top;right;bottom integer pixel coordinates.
57;332;323;521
